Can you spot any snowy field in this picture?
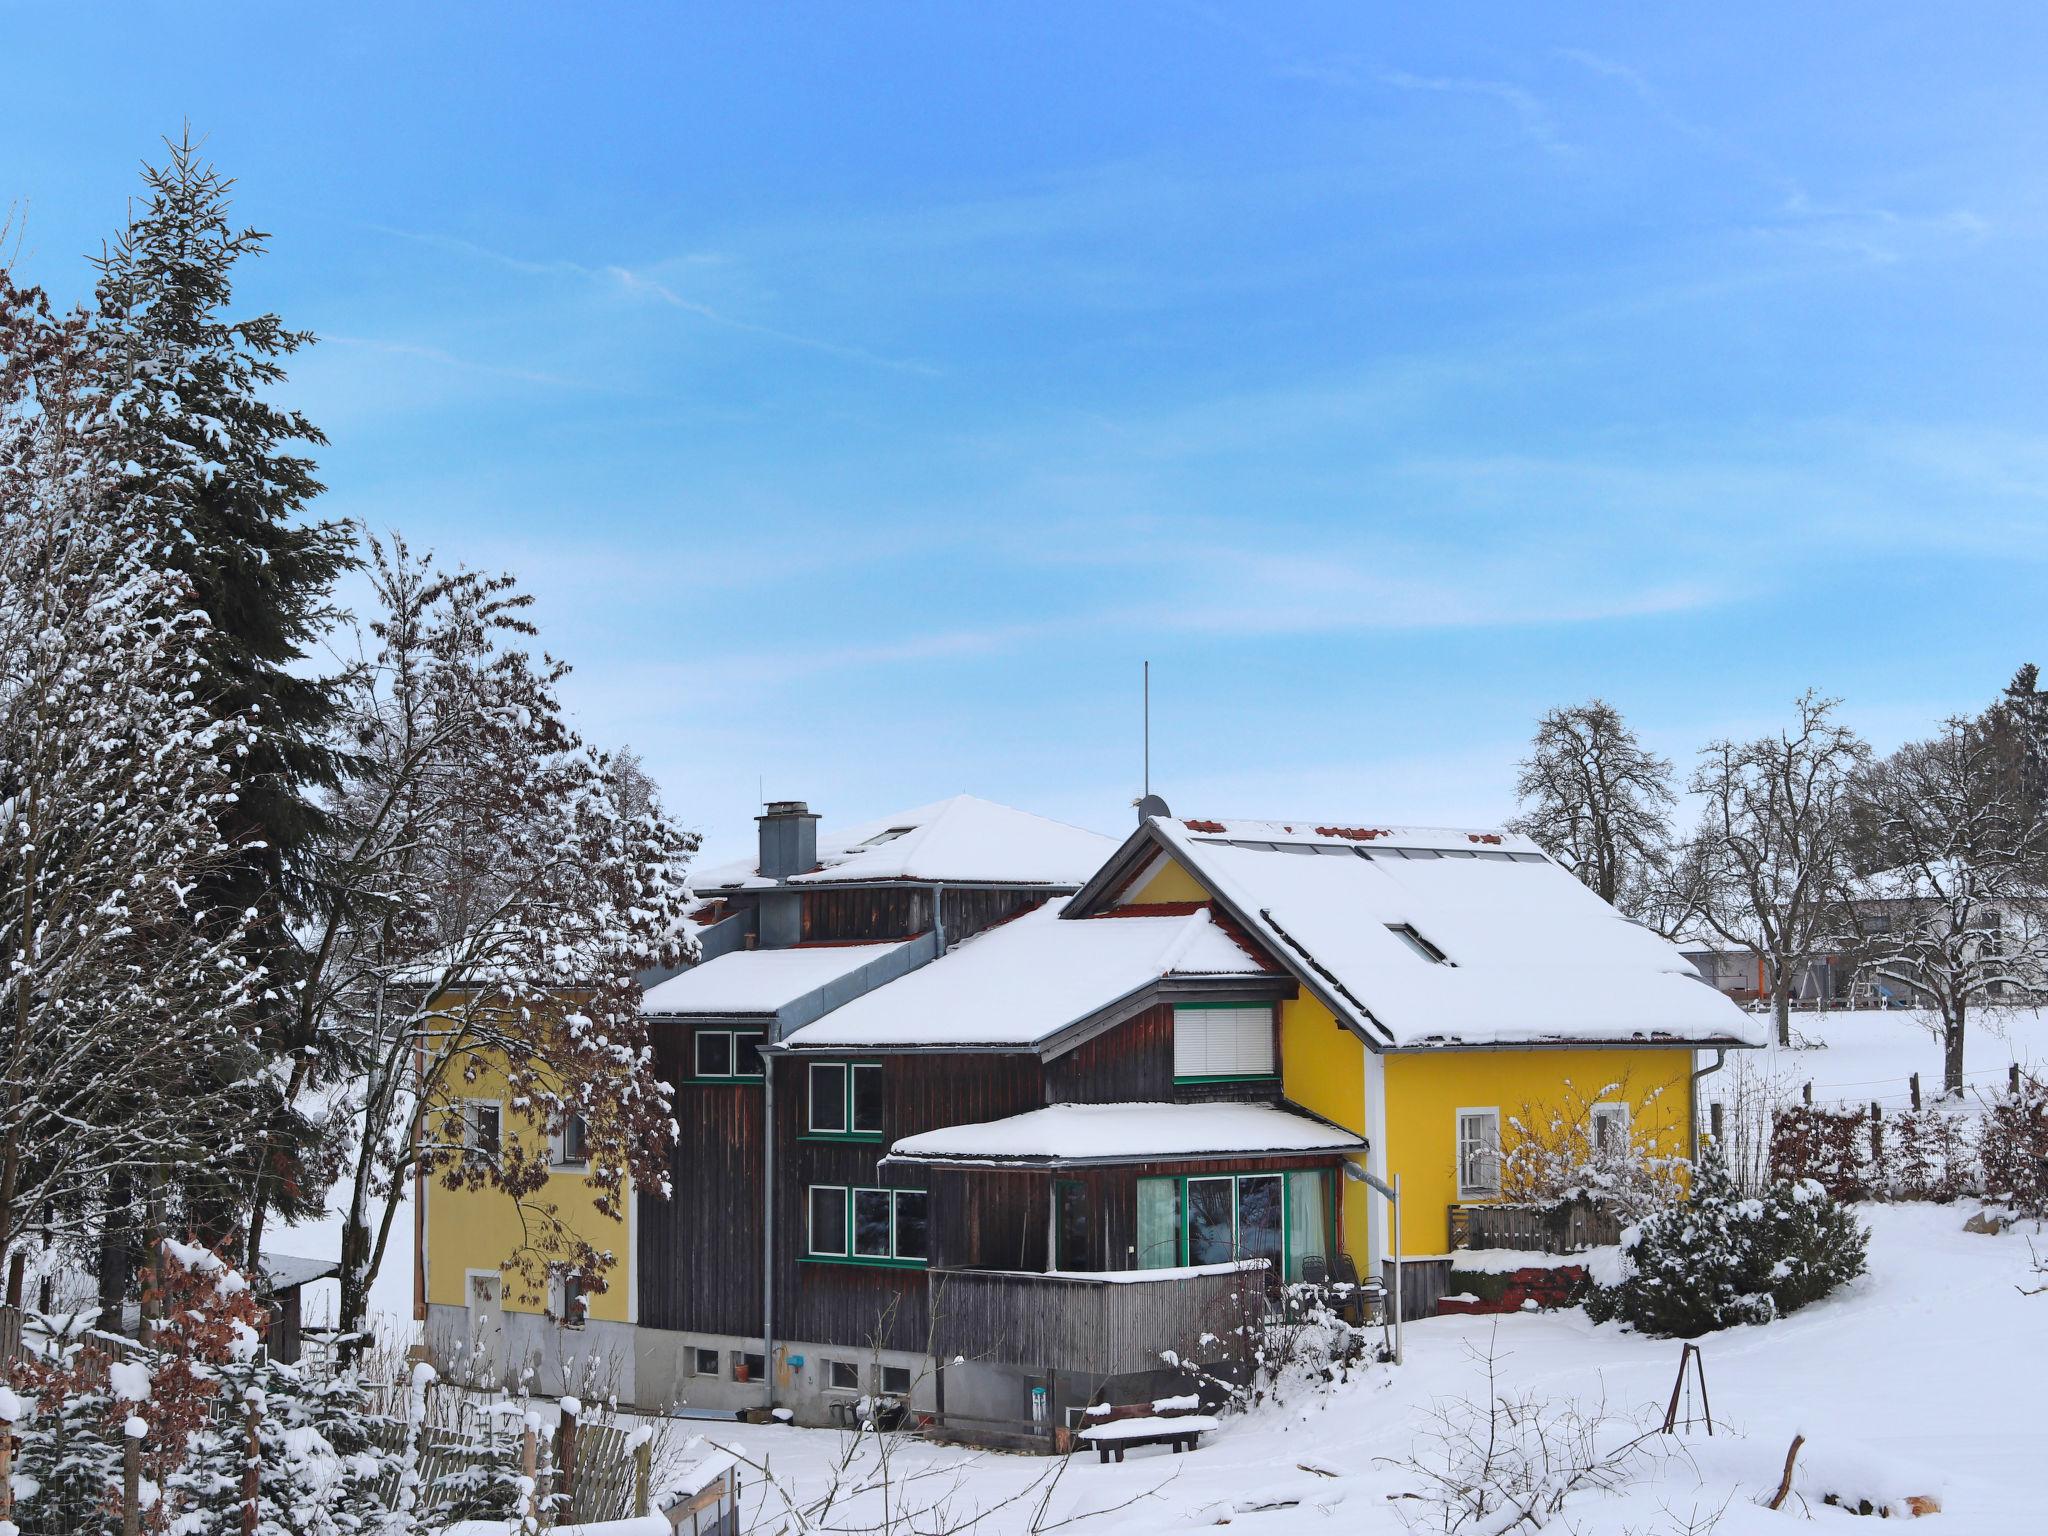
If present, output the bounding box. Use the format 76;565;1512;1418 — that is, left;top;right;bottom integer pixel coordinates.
658;1203;2042;1534
1731;1004;2047;1111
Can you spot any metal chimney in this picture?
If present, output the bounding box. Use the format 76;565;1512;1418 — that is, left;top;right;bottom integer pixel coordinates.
756;800;820;880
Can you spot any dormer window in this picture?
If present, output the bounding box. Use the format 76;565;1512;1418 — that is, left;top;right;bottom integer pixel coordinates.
1387;924;1451;964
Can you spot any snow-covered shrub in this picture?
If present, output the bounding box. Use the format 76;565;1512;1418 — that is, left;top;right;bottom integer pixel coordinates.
1501;1079;1687;1226
1585;1152;1868;1337
1768;1103;1873;1201
1884;1105;1975;1202
1977;1070;2048;1217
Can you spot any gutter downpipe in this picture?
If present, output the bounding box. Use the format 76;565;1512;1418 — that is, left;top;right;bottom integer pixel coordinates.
762;1047;776;1412
1689;1048;1729;1165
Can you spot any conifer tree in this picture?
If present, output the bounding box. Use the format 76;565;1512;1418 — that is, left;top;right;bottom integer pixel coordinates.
91;132;355;1258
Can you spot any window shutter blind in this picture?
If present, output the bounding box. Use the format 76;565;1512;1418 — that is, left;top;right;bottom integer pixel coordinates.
1173;1005;1274;1077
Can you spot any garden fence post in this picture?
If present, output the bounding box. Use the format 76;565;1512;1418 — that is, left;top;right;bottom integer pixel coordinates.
556;1398;579;1510
2012;1064;2022;1095
1803;1081;1813;1107
634;1436;653;1517
1708;1102;1724;1147
1910;1073;1921;1111
241;1392;262;1536
1870;1103;1882;1172
122;1423;142;1536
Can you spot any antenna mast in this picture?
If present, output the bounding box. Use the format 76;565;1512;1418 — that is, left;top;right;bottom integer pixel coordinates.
1143;659;1150;799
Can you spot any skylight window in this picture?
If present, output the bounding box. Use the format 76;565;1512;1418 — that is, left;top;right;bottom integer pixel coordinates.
1387;924;1451;965
856;826;916;848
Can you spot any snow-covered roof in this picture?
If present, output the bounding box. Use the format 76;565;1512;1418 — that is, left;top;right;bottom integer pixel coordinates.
692;794;1116;890
641;940;915;1017
885;1101;1365;1168
779;900;1273;1051
1126;817;1764;1050
257;1252;339;1292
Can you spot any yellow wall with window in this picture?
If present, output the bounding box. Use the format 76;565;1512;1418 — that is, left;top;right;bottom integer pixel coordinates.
1381;1047;1695;1255
422;1040;632;1325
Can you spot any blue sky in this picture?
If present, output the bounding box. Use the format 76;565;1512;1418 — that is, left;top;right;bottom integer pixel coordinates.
9;3;2048;863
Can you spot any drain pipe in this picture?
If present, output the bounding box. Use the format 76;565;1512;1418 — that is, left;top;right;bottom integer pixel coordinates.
762;1049;776;1412
1689;1048;1729;1165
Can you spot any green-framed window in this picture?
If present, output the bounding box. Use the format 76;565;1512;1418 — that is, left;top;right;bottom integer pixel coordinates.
692;1028;765;1082
1172;1003;1277;1083
1134;1169;1331;1281
806;1184;927;1266
807;1061;884;1138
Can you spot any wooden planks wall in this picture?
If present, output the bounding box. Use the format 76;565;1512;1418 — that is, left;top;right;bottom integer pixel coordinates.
637;1029;765;1337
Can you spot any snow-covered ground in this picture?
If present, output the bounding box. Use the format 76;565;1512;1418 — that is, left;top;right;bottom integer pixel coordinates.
649;1202;2042;1533
1733;1004;2046;1111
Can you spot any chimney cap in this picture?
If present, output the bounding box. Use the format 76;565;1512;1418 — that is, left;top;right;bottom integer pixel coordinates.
758;799;817;819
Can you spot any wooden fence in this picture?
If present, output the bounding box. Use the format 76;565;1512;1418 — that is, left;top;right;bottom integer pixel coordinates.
1450;1201;1622;1254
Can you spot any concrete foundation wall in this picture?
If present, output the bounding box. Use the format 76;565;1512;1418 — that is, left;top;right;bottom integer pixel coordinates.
424;1302;637;1402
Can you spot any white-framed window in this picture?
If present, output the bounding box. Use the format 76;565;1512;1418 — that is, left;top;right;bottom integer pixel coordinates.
548;1268;588;1328
808;1061;884;1135
695;1029;765;1080
732;1351;765;1383
462;1100;502;1159
806;1185;928;1263
1456;1108;1501;1199
826;1359;861;1392
808;1184;849;1256
691;1347;720;1376
551;1111;589;1167
880;1364;912;1396
1590;1102;1630;1155
1171;1004;1275;1081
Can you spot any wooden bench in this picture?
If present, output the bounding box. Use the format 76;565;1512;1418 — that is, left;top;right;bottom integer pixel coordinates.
1075;1397;1220;1464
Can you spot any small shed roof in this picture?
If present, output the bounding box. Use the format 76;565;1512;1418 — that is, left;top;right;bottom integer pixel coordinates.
640;940;916;1018
884;1101;1364;1169
258;1253;340;1291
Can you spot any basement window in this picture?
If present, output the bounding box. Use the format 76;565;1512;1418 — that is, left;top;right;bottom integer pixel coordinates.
881;1364;913;1396
826;1360;861;1392
1387;924;1451;964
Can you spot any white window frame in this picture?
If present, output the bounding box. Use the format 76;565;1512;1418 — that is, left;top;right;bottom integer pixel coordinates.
1456;1107;1502;1199
1590;1102;1630;1155
551;1111;590;1168
808;1184;849;1257
825;1359;862;1393
851;1187;896;1260
808;1062;849;1133
690;1346;720;1377
695;1029;765;1081
548;1268;588;1329
879;1363;913;1397
849;1063;885;1135
462;1099;503;1159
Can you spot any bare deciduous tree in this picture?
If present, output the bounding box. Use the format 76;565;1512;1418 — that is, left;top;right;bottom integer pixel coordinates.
1508;700;1676;924
1847;711;2048;1095
241;534;701;1346
1689;691;1869;1047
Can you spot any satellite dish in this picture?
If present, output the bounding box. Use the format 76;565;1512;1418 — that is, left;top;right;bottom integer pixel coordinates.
1136;793;1171;824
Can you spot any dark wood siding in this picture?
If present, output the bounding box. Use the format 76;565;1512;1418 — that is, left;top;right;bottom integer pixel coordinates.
798;887;1046;944
637;1028;764;1337
1045;1003;1284;1106
777;1053;1045;1353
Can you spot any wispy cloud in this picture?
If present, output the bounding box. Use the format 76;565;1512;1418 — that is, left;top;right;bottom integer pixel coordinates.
323;333;599;390
1377;70;1574;157
364;222;941;376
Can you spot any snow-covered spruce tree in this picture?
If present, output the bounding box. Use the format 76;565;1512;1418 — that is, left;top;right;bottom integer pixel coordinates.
1507;699;1679;926
299;535;698;1348
1844;710;2048;1097
1687;691;1869;1047
91;132;355;1265
0;271;262;1283
1585;1151;1868;1337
